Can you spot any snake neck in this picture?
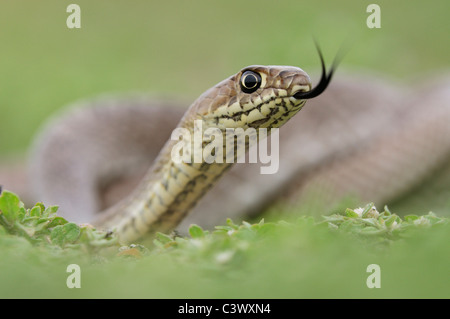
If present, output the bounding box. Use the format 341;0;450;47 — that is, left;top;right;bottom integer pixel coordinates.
96;115;280;244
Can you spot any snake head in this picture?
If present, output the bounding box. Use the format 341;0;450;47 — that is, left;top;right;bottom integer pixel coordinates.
191;43;337;131
192;65;313;130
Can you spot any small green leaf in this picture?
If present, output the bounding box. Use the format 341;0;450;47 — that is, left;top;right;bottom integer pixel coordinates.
0;191;21;223
50;223;81;246
361;218;380;228
384;205;392;216
322;215;346;223
48;216;68;228
242;221;252;229
345;208;359;218
44;205;59;216
156;232;173;244
214;225;234;232
34;220;51;232
17;207;27;221
226;218;239;229
29;206;42;217
35;202;46;211
404;215;419;222
62;223;80;241
423;212;443;225
385;215;397;227
188;224;205;238
361;203;375;217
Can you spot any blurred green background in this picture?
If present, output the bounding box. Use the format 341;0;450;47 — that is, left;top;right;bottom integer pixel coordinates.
0;0;449;155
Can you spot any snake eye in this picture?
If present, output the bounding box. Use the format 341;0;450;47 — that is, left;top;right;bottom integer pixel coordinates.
240;71;261;93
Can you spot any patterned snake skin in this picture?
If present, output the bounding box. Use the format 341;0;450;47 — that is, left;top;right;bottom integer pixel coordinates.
1;70;450;243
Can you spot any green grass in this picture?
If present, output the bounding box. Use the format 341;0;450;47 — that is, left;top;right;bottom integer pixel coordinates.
1;190;449;298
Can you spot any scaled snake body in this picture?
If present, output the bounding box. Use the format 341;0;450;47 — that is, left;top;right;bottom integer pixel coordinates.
2;52;450;244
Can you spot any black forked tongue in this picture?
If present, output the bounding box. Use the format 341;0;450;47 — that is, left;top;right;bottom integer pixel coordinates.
294;41;339;100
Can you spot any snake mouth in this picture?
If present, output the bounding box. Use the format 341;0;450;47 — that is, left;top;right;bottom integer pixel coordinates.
293;41;338;100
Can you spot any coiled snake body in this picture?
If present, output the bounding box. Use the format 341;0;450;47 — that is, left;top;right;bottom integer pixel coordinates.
2;59;450;244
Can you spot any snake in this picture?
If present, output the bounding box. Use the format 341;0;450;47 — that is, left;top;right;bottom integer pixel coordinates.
23;47;335;244
1;50;450;244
